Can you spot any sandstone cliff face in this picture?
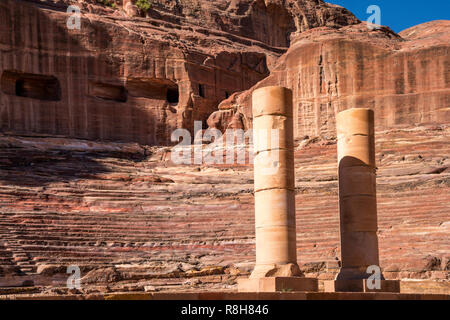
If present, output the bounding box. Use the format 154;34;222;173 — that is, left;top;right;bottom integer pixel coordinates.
141;0;359;48
0;0;265;145
0;0;359;146
210;21;450;138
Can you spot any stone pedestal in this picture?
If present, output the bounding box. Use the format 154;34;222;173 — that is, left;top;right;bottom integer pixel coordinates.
238;86;317;292
328;108;399;292
324;279;400;293
238;277;318;293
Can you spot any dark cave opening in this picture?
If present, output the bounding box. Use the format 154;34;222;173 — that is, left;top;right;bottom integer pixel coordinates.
1;70;61;101
166;86;179;104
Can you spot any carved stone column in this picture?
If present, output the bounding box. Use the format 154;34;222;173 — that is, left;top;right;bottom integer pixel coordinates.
325;108;399;292
238;86;317;292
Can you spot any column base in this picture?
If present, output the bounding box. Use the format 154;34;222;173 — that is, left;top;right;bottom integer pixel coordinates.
323;279;400;293
238;277;318;293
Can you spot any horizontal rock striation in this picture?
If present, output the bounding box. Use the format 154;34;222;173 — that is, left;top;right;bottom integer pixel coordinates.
0;124;448;294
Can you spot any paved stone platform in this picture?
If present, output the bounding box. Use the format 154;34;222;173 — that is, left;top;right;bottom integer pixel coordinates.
106;292;450;300
0;291;448;300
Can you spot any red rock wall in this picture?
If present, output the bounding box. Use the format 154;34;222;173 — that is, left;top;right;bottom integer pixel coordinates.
0;0;362;146
142;0;359;48
211;22;450;138
0;0;269;145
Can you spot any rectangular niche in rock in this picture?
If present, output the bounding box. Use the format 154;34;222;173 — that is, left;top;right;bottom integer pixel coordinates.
1;70;61;101
198;83;205;98
89;81;127;103
126;77;179;104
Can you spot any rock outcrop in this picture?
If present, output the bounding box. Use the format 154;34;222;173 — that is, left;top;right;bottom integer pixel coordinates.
209;21;450;138
0;0;359;145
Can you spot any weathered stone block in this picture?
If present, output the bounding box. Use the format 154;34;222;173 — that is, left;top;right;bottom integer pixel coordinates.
238;277;318;293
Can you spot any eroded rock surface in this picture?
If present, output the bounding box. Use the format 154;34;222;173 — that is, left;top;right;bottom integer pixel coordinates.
210;21;450;138
0;125;448;294
0;0;359;145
